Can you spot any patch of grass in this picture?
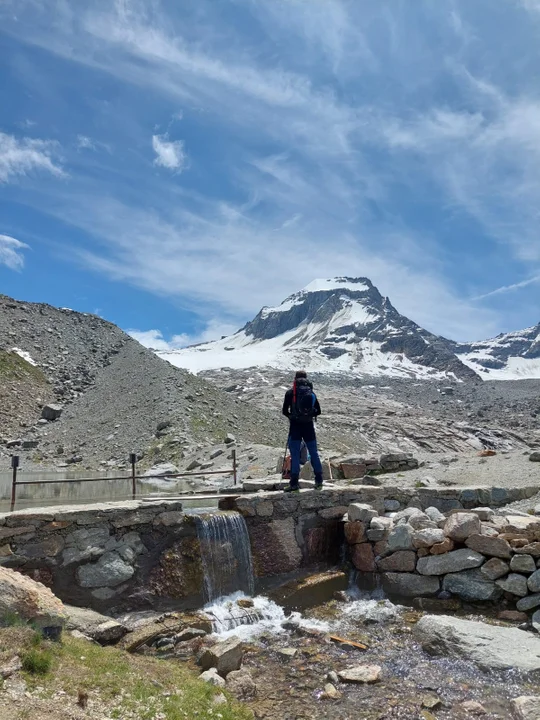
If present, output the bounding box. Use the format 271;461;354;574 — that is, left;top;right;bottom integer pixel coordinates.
0;350;47;383
0;627;252;720
21;647;53;675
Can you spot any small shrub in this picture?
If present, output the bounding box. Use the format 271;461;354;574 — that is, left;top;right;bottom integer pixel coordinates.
21;648;52;675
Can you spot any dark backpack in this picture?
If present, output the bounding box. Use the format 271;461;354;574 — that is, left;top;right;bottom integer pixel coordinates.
291;380;316;421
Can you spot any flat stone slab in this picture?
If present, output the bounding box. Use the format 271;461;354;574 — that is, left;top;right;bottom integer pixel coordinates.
415;615;540;673
338;664;381;684
65;604;128;643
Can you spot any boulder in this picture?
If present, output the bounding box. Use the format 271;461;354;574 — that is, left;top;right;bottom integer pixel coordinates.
65;605;128;643
384;499;401;512
348;504;378;524
377;551;416;572
528;570;540;593
351;543;375;572
465;534;511;559
529;452;540;462
495;573;529;597
413;528;445;549
338;664;381;684
511;696;540;720
444;513;482;542
510;555;537;574
442;569;502;602
481;557;509;580
198;637;244;677
200;668;226;687
41;404;63;421
226;668;257;699
387;523;414;552
515;543;540;558
0;567;66;634
517;594;540;612
382;572;440;598
76;551;135;588
425;507;446;525
367;517;393;543
415;615;540;672
409;513;437;531
417;549;485;576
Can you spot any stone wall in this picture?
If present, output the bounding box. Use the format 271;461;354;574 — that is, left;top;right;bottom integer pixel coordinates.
224;483;540;579
342;501;540;621
0;500;206;613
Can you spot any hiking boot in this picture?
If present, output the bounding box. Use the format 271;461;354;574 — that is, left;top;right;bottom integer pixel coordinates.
284;485;300;493
314;474;323;490
314;482;323;490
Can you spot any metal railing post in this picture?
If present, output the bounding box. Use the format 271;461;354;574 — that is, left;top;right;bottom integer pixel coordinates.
129;453;137;499
232;448;237;486
10;455;19;512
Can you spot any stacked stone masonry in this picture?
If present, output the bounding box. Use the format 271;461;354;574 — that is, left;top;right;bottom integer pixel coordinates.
0;500;208;613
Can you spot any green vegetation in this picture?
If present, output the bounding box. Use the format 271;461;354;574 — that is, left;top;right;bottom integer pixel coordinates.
0;350;47;384
0;627;253;720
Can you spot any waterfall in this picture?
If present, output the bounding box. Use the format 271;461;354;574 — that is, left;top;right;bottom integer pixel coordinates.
195;511;255;602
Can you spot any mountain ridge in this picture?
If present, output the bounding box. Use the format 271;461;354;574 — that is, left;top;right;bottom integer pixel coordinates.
160;277;540;381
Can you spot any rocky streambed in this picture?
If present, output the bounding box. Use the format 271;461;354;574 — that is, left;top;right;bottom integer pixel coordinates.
129;576;540;720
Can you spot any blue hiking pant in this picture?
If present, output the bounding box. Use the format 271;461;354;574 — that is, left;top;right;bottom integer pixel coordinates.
289;423;323;486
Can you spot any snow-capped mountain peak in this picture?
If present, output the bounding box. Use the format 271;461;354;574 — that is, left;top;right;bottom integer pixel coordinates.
160;277;478;380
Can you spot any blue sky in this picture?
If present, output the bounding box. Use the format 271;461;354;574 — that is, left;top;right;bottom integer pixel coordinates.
1;0;540;347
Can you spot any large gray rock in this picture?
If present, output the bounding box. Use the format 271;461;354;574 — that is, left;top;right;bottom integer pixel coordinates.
481;557;509;580
348;503;378;524
529;452;540;462
425;506;446;525
444;513;481;542
517;594;540;612
510;555;537;574
63;526;110;566
465;534;511;559
41;404;63;421
387;523;414;552
417;549;485;576
65;605;128;643
76;551;135;588
382;572;439;598
495;573;529;597
198;637;244;677
442;569;502;601
528;570;540;593
414;615;540;673
412;528;445;549
338;664;381;684
511;696;540;720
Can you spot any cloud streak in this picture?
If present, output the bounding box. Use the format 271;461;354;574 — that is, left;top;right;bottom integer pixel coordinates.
0;235;29;271
0;132;63;183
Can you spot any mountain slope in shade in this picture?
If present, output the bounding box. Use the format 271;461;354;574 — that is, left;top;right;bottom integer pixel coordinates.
160;277;479;381
455;323;540;379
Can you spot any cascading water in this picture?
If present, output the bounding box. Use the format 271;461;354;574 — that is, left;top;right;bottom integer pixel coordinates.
195;511;255;603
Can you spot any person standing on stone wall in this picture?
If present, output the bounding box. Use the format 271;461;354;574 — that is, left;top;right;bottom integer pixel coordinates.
282;370;323;492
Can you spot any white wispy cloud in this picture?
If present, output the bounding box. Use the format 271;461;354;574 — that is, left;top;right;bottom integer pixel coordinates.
472;275;540;301
0;132;63;183
0;234;29;271
152;133;187;171
128;320;239;350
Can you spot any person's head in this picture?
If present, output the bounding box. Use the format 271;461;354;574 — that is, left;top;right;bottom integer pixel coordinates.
294;370;307;380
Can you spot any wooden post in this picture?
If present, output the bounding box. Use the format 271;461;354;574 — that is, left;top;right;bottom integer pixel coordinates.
232;448;237;486
10;455;19;512
129;453;137;499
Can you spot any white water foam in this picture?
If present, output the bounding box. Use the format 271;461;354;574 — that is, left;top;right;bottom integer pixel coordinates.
203;592;330;641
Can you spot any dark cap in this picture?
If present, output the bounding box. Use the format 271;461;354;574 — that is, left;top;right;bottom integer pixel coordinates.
294;370;307;379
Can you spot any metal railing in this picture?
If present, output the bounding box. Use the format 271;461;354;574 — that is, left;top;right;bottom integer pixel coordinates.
8;449;237;512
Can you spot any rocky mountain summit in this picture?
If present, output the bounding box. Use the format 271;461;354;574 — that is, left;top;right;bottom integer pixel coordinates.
162;277;540;380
